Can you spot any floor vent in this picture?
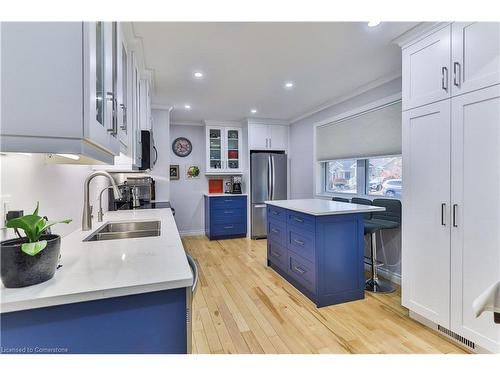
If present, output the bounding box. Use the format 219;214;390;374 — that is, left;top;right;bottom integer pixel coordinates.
438;325;475;350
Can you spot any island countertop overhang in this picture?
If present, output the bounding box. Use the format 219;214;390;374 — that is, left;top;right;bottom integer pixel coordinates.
264;198;385;216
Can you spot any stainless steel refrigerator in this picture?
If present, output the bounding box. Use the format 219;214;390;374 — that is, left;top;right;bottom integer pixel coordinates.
251;152;287;239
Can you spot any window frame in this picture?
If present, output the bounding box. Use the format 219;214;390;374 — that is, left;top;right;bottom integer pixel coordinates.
319;154;402;200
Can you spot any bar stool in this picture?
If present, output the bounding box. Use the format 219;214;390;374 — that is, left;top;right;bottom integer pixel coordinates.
363;198;401;293
332;197;350;203
351;197;377;271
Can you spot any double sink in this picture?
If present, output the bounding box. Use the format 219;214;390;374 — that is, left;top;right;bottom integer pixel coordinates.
83;221;161;242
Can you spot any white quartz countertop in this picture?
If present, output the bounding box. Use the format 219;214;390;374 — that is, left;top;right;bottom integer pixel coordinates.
203;193;248;197
265;199;385;216
1;208;193;313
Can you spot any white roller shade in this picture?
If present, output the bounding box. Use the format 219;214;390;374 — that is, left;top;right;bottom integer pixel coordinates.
316;101;402;161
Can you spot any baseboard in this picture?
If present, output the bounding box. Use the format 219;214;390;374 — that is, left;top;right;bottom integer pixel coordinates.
408;311;491;354
364;264;401;285
179;229;205;237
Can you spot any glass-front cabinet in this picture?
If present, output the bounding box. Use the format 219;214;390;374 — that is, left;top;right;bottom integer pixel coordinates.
205;126;242;174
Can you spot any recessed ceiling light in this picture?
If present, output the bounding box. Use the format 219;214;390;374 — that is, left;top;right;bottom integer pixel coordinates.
284;81;294;89
367;21;381;28
250;109;257;114
184;104;191;110
194;71;203;78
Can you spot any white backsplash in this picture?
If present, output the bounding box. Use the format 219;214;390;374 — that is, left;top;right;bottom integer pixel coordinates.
0;153;110;241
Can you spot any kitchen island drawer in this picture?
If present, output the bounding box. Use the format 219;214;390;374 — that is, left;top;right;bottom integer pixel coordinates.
287;211;315;233
210;196;246;209
288;229;315;262
268;219;286;245
211;208;245;224
288;251;316;293
268;240;287;271
267;205;286;222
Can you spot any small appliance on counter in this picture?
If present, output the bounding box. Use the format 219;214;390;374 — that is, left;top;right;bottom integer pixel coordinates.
108;176;156;211
231;176;242;194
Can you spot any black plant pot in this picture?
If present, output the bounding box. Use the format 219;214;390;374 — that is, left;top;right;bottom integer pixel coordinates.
0;234;61;288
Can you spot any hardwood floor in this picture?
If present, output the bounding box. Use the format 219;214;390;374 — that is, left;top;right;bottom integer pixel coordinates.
182;236;467;354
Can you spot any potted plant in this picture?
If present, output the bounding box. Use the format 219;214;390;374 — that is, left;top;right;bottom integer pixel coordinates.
1;202;71;288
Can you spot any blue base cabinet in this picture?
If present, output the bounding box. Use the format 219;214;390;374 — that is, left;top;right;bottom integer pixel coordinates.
205;195;247;240
266;205;365;307
1;288;188;354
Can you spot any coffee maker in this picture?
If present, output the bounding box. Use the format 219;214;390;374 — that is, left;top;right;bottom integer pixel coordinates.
231;176;242;194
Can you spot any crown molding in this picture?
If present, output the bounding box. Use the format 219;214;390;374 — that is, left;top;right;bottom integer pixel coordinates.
289;70;402;124
245;117;289;126
171;120;204;127
392;22;450;49
203;120;243;127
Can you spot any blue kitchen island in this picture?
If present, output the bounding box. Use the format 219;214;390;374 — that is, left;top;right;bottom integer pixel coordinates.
265;199;384;307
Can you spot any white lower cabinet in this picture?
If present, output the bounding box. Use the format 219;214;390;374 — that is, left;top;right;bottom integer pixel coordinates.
450;85;500;353
402;85;500;353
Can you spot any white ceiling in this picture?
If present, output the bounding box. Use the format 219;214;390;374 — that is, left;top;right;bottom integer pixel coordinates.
132;22;418;124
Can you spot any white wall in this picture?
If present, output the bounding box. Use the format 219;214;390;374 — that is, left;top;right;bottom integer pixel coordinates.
168;125;206;235
147;109;171;201
289;77;403;281
0;154;109;241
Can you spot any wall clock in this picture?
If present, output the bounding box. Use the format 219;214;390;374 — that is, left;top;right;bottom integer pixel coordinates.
172;137;193;157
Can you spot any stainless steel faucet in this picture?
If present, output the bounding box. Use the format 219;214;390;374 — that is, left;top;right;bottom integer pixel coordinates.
82;171;122;231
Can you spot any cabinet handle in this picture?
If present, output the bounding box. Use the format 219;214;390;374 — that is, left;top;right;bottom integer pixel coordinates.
269;138;272;148
266;138;268;148
293;239;305;246
441;67;448;91
271;228;279;233
224;199;233;202
453;62;461;87
120;104;127;131
271;210;279;215
293;217;304;223
441;203;446;226
293;266;306;275
223;225;234;229
271;251;281;258
106;92;118;135
453;204;458;227
223;211;233;214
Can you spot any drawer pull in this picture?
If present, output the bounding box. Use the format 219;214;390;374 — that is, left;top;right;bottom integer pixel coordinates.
293;239;305;246
271;210;279;215
224;199;233;202
224;211;234;214
271;251;281;258
271;228;280;233
223;225;234;229
293;217;304;223
293;266;306;275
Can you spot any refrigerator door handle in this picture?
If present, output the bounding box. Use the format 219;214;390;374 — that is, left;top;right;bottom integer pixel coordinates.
267;155;272;200
271;154;276;200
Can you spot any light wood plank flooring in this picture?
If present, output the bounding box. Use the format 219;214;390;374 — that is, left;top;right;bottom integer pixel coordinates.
182;236;467;354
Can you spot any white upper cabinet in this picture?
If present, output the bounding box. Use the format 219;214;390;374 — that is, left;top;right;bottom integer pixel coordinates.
401;100;451;327
450;85;500;353
139;79;152;130
402;25;451;111
1;22;120;163
205;125;242;174
248;122;288;151
451;22;500;96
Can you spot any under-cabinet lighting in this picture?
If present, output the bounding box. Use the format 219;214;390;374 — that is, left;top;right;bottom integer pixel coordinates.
56;153;80;160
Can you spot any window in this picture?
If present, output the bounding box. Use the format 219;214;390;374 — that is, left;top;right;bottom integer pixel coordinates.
367;156;402;198
321;155;402;198
324;159;358;194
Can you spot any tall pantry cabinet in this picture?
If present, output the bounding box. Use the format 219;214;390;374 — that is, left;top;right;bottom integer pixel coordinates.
401;22;500;353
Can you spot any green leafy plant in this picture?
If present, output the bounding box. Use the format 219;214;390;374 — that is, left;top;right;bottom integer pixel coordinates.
6;202;72;256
